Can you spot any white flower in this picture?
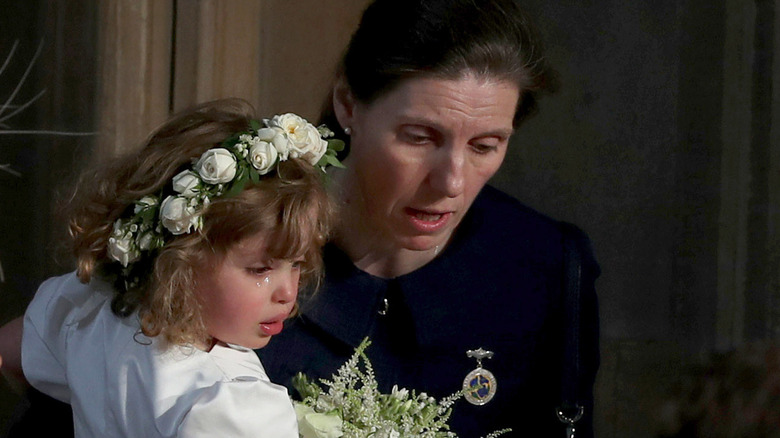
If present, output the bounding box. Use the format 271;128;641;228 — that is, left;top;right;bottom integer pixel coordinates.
134;196;159;214
257;126;291;160
136;231;155;251
108;235;140;267
290;337;506;438
295;403;343;438
194;148;237;184
107;221;140;267
317;124;335;138
373;426;400;438
390;385;408;400
248;140;278;174
159;195;200;235
267;113;327;165
172;170;200;198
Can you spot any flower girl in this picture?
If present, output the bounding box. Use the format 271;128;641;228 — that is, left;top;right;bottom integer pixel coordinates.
14;98;337;437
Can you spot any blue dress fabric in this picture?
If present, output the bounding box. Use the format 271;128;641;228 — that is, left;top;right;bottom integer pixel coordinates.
258;185;601;437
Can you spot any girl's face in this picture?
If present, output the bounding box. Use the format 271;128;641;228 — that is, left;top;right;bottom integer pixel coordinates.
196;231;301;350
335;75;518;255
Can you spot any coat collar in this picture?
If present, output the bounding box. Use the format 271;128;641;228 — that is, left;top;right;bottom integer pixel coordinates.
300;189;489;349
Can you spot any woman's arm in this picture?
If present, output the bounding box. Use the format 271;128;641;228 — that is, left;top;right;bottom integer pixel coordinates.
0;316;29;393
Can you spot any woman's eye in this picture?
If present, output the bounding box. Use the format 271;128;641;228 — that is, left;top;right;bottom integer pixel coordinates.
405;135;431;145
471;144;497;154
470;138;503;154
400;128;434;145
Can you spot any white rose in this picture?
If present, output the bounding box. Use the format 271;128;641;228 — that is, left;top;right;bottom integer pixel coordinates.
108;235;140;267
159;195;200;235
294;403;343;438
134;195;159;214
172;170;201;198
267;114;326;163
194;148;237;184
136;231;155;251
248;140;278;174
257;126;291;161
298;124;328;165
107;222;140;267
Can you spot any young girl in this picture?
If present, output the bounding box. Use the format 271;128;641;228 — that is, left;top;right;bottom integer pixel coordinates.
11;98;335;437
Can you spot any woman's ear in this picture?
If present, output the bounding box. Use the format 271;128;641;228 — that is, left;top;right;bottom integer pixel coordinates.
332;76;356;131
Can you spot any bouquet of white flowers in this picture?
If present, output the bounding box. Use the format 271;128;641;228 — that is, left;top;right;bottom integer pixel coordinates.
292;339;511;438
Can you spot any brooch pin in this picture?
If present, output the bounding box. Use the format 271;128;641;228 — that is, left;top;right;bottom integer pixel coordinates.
462;348;497;405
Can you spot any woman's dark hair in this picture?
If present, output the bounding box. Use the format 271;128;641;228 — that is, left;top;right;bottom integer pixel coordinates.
321;0;558;134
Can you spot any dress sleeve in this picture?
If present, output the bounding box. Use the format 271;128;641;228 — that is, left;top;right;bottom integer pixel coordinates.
177;378;299;438
21;275;77;403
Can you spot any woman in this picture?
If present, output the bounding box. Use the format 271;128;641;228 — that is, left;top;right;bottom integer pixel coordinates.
257;0;600;437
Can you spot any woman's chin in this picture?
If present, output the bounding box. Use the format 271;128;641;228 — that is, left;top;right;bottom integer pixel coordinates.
398;233;451;253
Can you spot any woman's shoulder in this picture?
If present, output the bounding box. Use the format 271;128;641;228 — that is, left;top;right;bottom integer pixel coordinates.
465;185;567;248
473;185;561;229
462;185;599;270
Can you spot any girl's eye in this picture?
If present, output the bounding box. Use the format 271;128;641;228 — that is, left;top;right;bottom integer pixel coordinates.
292;260;305;270
248;266;271;276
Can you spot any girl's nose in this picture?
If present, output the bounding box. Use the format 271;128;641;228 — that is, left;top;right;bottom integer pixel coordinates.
272;266;299;304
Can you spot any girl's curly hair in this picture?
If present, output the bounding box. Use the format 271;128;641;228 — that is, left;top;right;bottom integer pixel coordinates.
65;98;333;346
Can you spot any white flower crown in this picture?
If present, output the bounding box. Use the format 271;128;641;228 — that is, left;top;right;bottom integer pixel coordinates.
106;113;344;285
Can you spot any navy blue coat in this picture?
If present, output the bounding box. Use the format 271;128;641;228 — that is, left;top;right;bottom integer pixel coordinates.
258;185;600;437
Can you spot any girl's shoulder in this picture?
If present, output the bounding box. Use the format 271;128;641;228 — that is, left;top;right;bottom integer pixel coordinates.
174;375;298;437
147;345;298;437
25;271;115;349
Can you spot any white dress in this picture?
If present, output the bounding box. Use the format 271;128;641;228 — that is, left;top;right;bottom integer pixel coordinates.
21;272;299;438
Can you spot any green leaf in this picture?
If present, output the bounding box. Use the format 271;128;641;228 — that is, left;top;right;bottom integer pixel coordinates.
327;138;345;152
249;168;261;183
326;154;346;168
249;119;261;132
138;207;157;224
223;178;246;198
223;168;249;198
221;133;240;148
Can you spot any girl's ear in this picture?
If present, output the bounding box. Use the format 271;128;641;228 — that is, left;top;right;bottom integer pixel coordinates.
332;76;356;131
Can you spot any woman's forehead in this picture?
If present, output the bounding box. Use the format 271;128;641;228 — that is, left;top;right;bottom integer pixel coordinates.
365;76;518;133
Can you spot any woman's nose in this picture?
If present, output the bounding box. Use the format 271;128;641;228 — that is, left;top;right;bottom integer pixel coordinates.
430;145;465;198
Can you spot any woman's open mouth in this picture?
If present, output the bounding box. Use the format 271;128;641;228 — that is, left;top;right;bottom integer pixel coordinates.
405;208;452;232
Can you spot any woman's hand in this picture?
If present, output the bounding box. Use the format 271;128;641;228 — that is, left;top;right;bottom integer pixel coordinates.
0;316;29;394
